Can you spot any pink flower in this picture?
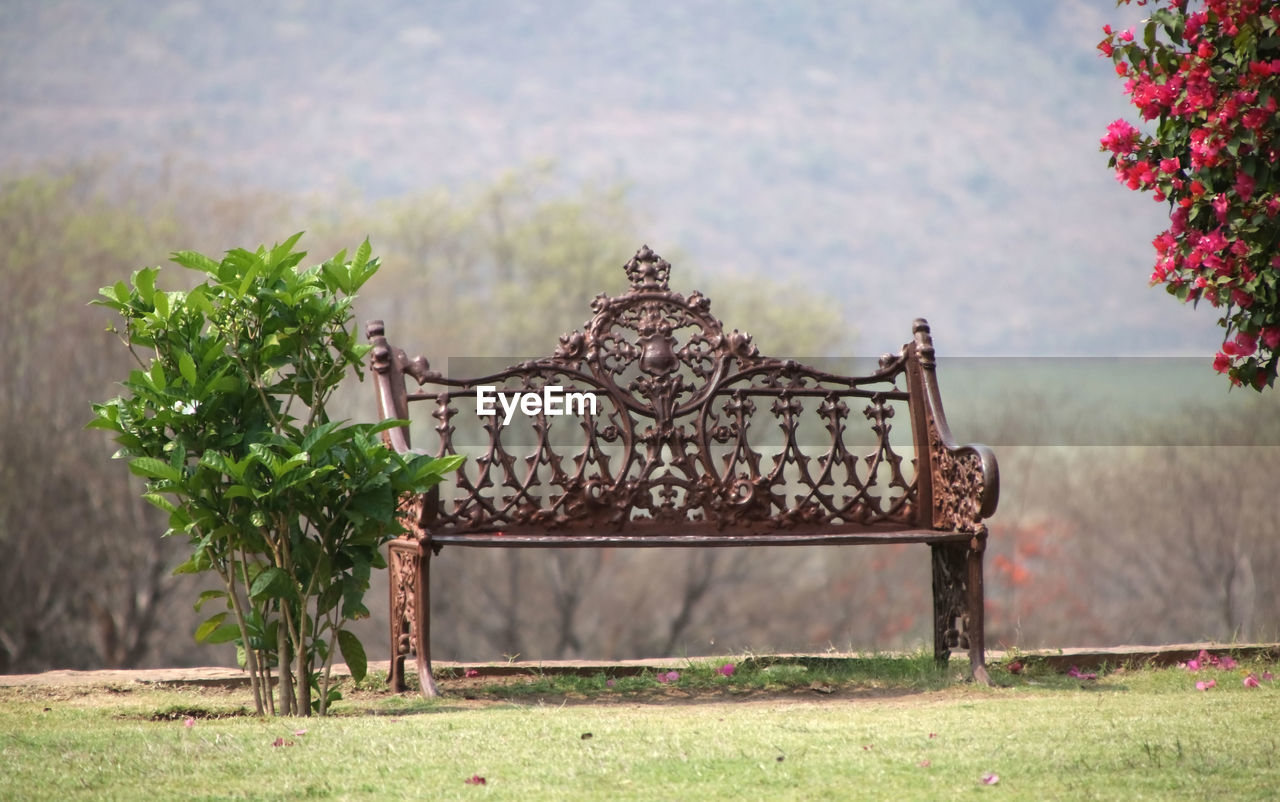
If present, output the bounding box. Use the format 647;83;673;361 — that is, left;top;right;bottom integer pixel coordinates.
1213;193;1229;224
1244;674;1261;688
1067;666;1097;680
656;670;680;684
717;663;736;677
1184;657;1202;671
465;668;480;678
183;717;195;728
1225;333;1257;358
1218;654;1239;670
605;678;616;688
1007;660;1024;675
1263;671;1275;681
1196;678;1217;691
1235;172;1256;201
1261;328;1280;350
1213;352;1232;374
464;775;486;786
1101;119;1141;154
981;773;1000;785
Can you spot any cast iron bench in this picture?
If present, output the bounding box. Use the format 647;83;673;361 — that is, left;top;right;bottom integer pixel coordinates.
368;246;999;696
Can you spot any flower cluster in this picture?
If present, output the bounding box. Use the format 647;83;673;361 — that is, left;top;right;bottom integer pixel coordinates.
1102;0;1280;389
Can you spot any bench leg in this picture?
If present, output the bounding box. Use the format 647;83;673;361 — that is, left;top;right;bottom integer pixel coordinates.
931;540;991;685
413;542;439;698
966;537;990;686
387;541;413;693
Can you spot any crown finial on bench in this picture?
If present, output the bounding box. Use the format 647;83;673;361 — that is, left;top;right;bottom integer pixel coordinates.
624;245;671;291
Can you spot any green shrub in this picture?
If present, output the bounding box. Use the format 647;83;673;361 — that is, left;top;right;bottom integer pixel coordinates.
90;233;461;715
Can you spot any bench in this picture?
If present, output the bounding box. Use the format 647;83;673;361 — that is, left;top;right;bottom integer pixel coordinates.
368;246;999;696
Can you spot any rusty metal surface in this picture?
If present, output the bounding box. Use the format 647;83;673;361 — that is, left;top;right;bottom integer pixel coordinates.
370;246;999;696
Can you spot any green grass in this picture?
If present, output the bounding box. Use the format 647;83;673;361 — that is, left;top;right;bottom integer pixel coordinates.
2;656;1277;801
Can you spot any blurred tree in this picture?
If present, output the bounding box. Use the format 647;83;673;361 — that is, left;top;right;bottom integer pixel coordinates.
0;165;187;671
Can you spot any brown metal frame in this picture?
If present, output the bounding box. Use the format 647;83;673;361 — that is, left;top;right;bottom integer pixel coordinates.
369;246;999;696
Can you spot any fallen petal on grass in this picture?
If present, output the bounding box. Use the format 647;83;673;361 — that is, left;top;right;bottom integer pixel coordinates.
464;669;480;678
183;717;195;728
464;775;486;786
1067;666;1098;680
1244;674;1260;688
717;663;736;677
1006;660;1023;675
1195;679;1217;691
656;670;680;684
981;772;1000;785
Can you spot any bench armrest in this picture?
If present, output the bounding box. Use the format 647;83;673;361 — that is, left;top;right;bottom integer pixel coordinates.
906;319;1000;533
935;441;999;531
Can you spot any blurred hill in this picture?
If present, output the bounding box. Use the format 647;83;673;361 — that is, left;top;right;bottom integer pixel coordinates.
0;0;1225;356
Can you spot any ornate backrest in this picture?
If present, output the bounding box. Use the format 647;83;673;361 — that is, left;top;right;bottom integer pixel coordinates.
369;246;976;538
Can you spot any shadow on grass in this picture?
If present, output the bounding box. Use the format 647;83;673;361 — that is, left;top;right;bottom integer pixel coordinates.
346;653;1140;717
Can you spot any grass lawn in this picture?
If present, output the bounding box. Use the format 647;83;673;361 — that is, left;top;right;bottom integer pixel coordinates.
1;654;1276;801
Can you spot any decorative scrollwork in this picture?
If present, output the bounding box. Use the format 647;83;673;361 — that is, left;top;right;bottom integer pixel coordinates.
385;247;987;538
930;436;987;533
388;541;419;658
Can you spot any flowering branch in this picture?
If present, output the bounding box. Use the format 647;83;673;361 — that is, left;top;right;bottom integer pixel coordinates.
1102;0;1280;389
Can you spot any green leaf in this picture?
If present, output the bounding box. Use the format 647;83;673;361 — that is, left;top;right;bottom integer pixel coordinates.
276;451;310;477
194;589;227;613
236;253;264;298
268;232;306;269
178;351;198;386
171;249;221;275
153;289;170;318
142;492;178;514
321;256;352;295
172;555;206;576
194;612;228;643
337;630;367;683
84;416;120;432
128;457;182;482
204;622;242;644
249;566;295;602
149;360;167;391
134;266;157;306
